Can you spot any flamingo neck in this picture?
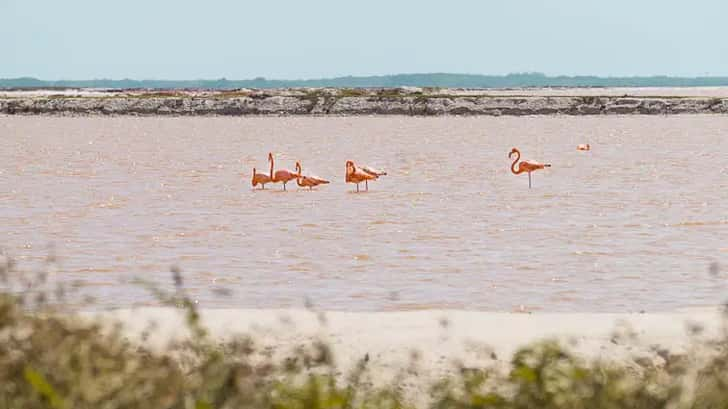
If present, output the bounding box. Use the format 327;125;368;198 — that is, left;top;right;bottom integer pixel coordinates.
269;156;274;179
510;151;521;174
296;163;305;186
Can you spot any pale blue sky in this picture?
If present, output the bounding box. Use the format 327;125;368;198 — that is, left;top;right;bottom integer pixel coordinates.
2;0;727;80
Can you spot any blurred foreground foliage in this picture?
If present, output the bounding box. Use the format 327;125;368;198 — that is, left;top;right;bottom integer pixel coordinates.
2;256;728;409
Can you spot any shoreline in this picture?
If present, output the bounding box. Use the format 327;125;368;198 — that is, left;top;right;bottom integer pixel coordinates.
2;87;728;116
85;307;724;404
93;307;723;356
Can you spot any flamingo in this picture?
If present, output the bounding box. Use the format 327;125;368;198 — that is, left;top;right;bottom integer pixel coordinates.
360;165;387;191
268;152;297;191
509;148;551;188
295;161;330;190
251;164;272;189
345;160;379;192
577;144;591;151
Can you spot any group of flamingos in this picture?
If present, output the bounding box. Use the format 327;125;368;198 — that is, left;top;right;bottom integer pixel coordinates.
252;152;387;192
253;144;590;191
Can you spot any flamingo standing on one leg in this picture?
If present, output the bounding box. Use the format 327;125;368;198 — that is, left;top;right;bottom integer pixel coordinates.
295;161;330;190
577;144;591;151
345;160;378;192
268;152;297;191
251;166;272;190
509;148;551;188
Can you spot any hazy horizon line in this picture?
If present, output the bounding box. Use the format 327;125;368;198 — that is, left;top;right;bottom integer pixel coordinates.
4;73;728;90
4;72;728;82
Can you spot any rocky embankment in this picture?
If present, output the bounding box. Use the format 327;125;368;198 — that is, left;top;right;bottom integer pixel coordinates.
2;88;727;116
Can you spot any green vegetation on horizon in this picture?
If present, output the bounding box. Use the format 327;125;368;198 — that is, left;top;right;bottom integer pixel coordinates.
4;73;728;89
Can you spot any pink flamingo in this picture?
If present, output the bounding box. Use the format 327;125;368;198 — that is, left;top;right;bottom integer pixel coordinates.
345;160;380;192
509;148;551;188
251;160;272;189
268;152;297;191
295;161;330;190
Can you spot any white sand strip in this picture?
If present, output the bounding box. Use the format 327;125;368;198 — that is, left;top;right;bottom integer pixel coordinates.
84;308;724;405
90;307;724;366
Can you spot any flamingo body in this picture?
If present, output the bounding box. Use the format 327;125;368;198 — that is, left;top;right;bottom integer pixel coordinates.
295;161;330;190
268;152;297;191
509;148;550;188
346;160;379;192
361;166;387;177
251;167;272;189
577;144;591;151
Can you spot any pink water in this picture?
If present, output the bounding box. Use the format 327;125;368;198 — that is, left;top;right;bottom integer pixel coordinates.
1;115;727;312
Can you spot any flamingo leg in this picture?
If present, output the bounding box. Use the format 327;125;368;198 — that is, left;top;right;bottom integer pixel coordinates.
356;183;359;193
365;180;368;191
528;172;532;189
283;182;287;191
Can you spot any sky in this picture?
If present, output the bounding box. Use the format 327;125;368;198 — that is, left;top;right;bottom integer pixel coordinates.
2;0;727;80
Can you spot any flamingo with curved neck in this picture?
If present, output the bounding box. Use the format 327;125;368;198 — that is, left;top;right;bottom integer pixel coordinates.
509;148;550;188
251;166;272;189
295;161;330;190
345;160;379;192
268;152;297;191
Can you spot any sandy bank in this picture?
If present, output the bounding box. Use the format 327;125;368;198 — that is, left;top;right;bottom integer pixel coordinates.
93;307;723;361
85;308;724;404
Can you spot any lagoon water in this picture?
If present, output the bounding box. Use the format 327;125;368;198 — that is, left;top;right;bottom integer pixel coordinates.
1;115;727;312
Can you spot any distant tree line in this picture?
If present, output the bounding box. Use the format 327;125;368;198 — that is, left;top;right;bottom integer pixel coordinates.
3;73;728;89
